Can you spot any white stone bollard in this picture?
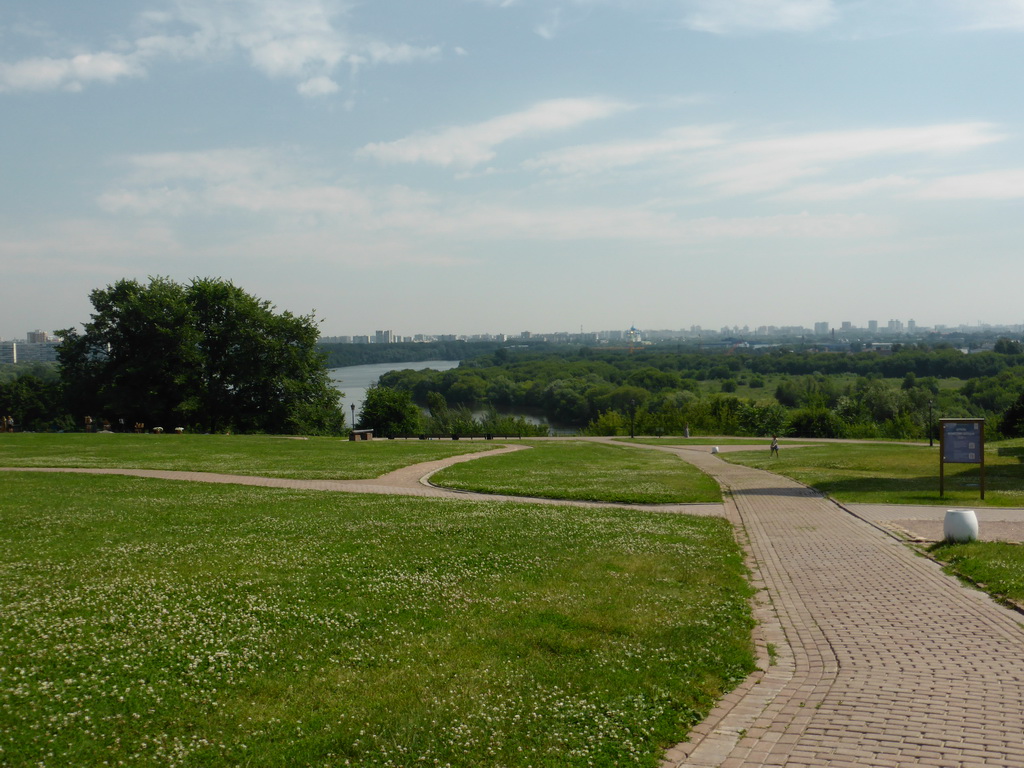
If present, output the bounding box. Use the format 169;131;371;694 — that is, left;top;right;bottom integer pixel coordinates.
943;509;978;542
711;446;720;454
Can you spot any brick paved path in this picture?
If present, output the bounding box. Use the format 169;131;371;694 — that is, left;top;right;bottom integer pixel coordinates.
847;503;1024;544
658;446;1024;768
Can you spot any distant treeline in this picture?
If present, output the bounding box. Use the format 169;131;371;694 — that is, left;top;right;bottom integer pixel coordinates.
376;344;1024;439
325;340;1024;378
8;339;1024;438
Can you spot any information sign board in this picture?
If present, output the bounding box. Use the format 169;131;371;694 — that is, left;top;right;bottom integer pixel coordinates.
939;418;985;499
942;421;982;463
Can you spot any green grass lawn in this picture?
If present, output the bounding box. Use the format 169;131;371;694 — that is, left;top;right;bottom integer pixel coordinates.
431;441;723;504
929;541;1024;606
0;433;498;480
721;440;1024;507
0;472;753;768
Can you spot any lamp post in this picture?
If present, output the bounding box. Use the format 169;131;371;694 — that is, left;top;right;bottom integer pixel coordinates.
351;403;356;431
629;399;636;439
928;400;934;447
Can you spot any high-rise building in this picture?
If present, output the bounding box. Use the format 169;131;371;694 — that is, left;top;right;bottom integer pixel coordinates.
0;340;59;364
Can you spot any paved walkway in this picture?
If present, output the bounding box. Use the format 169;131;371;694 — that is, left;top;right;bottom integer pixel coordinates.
652;445;1024;768
848;503;1024;544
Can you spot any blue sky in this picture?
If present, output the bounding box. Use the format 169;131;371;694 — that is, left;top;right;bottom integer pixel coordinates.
3;0;1023;340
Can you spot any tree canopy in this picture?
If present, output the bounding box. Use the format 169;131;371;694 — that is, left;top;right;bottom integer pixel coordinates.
57;277;344;435
375;345;1024;439
357;385;422;436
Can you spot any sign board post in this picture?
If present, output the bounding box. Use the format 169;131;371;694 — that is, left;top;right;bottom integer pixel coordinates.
939;418;985;500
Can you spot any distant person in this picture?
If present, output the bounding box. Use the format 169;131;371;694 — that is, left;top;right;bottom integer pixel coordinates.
84;415;93;433
4;415;12;433
770;435;779;458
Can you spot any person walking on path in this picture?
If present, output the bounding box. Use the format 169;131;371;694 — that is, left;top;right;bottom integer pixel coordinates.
769;434;779;457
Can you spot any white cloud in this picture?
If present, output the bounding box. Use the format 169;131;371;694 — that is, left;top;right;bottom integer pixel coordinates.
0;51;145;92
360;41;441;65
524;125;728;175
97;119;1007;253
358;97;630;168
407;202;887;243
113;148;283;185
680;0;839;34
518;121;1004;205
697;123;1004;196
99;148;423;230
298;75;340;96
950;0;1024;29
774;175;919;202
95;142;891;250
98;187;198;217
914;169;1024;199
160;0;353;76
0;0;440;95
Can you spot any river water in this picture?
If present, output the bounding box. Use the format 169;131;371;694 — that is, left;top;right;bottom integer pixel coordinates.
328;360;461;422
328;360;567;433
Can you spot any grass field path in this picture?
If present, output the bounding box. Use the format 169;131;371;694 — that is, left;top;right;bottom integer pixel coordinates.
647;444;1024;768
0;442;726;516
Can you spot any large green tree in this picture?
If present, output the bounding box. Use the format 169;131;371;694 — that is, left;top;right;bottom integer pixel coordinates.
0;375;69;432
1001;392;1024;438
57;277;344;435
358;385;422;436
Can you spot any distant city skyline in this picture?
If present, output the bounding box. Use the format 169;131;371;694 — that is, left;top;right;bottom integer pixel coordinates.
4;316;1021;366
320;318;1024;344
7;316;1024;346
4;2;1024;341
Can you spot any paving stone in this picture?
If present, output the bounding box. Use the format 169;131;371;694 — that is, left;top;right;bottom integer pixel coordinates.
655;444;1024;768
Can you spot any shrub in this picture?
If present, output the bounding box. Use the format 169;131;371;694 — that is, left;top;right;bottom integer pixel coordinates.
787;407;846;438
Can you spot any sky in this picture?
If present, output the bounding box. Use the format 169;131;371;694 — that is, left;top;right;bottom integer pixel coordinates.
3;0;1024;340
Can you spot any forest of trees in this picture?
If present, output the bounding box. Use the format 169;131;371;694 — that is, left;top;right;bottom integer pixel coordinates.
5;320;1024;439
355;385;548;438
376;344;1024;439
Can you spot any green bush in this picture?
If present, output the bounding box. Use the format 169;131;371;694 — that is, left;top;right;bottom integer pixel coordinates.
787;407;846;438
